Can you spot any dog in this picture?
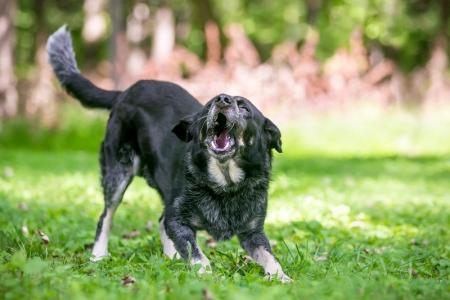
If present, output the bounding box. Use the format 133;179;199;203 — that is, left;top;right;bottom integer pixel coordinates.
47;26;291;282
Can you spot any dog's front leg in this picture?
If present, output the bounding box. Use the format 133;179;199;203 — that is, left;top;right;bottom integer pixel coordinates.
165;218;211;273
159;217;179;259
238;231;292;283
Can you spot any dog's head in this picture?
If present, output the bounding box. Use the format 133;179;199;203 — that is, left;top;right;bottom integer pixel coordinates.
172;94;282;164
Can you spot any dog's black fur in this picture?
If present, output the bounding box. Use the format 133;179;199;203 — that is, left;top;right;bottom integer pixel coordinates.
47;26;290;281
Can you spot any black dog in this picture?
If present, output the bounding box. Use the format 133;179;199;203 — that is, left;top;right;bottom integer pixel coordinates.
47;26;291;282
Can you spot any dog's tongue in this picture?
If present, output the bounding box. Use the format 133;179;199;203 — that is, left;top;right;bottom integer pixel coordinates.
215;130;229;149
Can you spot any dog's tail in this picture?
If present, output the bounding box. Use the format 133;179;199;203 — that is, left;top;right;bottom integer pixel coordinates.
47;25;120;109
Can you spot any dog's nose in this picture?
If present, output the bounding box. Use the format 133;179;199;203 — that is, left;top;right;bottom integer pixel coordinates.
216;94;232;107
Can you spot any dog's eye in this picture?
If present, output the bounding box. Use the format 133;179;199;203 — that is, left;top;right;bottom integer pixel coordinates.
239;106;250;113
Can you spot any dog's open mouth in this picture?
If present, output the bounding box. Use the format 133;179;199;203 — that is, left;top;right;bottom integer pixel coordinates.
209;112;235;154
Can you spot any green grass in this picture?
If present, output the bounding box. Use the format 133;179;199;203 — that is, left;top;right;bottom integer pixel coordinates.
1;106;449;299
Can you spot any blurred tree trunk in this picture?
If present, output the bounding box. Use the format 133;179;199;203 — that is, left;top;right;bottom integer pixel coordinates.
25;0;57;125
423;0;450;104
151;7;175;63
438;0;449;50
439;0;449;34
0;0;18;119
82;0;107;43
190;0;214;32
110;0;126;88
190;0;223;62
205;21;221;65
110;0;122;89
306;0;322;24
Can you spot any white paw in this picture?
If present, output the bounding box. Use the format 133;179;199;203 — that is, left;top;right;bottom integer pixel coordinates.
266;272;293;283
90;254;108;262
191;257;212;274
278;272;293;283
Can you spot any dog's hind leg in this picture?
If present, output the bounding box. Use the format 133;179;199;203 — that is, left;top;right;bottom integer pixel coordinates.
91;121;139;261
159;217;179;259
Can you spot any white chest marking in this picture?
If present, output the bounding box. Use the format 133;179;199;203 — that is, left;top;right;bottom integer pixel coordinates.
208;157;244;186
208;158;227;186
228;159;244;183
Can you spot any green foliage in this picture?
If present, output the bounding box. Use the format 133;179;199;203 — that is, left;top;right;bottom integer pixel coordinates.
0;103;107;152
211;0;449;68
15;0;85;77
14;0;450;76
0;107;449;299
213;0;308;59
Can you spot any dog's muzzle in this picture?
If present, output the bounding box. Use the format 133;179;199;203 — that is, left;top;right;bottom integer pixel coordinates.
206;94;239;156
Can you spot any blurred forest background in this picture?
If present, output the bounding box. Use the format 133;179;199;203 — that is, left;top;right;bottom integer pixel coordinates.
2;2;450;298
1;0;450;125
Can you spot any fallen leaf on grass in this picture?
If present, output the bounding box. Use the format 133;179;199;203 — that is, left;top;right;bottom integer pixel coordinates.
315;255;328;262
205;238;217;248
21;225;29;236
243;255;253;264
37;230;49;244
83;242;94;250
3;167;14;178
121;275;136;286
17;202;28;211
122;230;140;239
409;268;418;278
202;288;214;300
362;247;387;255
145;220;153;231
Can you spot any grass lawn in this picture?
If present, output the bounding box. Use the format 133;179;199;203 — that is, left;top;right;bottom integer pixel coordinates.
0;106;449;299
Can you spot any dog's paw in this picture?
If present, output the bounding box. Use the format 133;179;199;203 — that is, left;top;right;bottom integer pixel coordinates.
191;257;212;274
278;272;293;283
197;264;212;274
90;254;108;262
265;272;293;284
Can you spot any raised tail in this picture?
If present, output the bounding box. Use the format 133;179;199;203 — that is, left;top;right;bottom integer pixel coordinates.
47;25;121;109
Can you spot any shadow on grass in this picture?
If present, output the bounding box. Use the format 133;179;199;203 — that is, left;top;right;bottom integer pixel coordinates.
2;149;449;180
271;154;450;230
274;154;450;183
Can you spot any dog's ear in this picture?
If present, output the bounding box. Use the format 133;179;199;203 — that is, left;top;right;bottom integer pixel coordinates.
264;118;282;153
172;115;194;142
